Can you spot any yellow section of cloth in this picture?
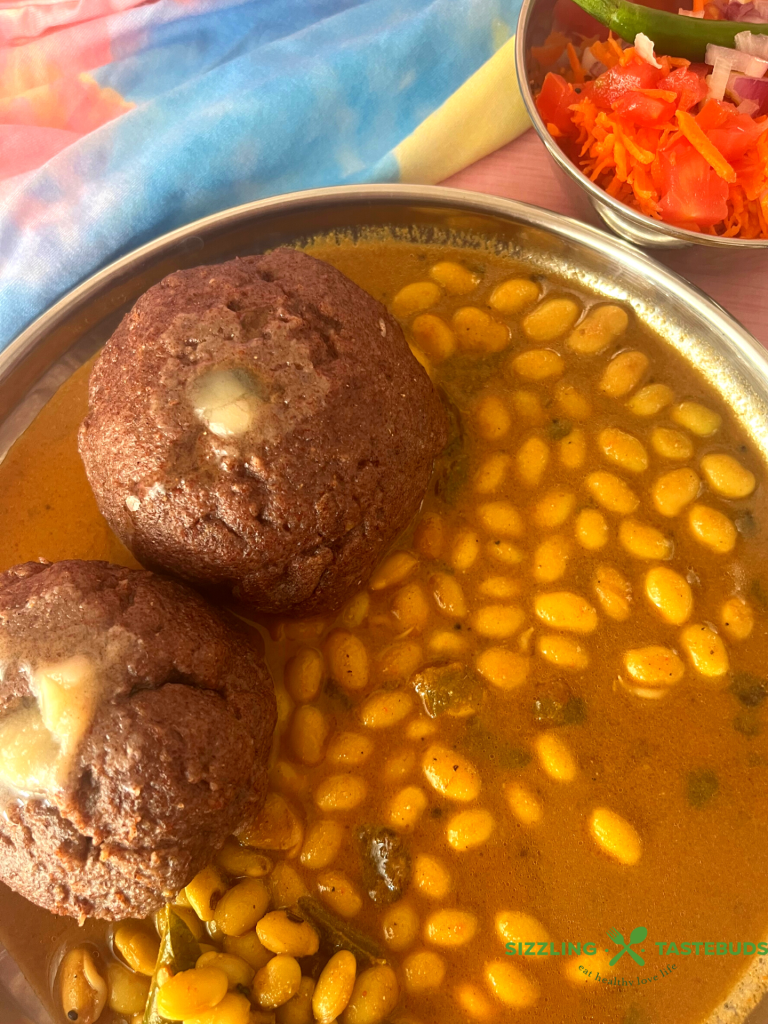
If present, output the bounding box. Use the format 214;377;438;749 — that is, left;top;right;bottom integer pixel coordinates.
394;30;530;183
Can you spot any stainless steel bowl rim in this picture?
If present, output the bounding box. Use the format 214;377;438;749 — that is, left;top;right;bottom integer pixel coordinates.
514;0;768;250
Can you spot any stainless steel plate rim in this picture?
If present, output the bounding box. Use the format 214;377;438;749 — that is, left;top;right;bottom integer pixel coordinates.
2;182;768;1024
3;183;768;399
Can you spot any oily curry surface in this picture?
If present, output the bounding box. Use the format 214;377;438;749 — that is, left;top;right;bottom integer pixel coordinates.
2;239;768;1024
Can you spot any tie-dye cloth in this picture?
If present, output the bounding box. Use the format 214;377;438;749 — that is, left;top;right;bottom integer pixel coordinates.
0;0;531;350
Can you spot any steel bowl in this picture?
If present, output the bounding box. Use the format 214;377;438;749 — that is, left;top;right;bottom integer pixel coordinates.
2;184;768;1024
515;0;768;250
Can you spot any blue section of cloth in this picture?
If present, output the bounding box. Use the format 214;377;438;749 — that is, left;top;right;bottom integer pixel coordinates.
0;0;522;350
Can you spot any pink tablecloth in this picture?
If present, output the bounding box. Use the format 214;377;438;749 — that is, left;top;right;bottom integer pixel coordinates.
442;130;768;349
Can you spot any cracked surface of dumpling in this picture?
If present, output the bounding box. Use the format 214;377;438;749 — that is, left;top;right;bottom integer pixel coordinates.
0;559;276;920
78;249;448;614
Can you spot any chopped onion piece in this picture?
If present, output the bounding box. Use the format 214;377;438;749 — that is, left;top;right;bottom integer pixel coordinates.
735;28;768;56
705;42;768;75
731;69;768;110
679;7;705;14
635;32;663;68
707;58;733;99
737;97;761;112
581;45;600;74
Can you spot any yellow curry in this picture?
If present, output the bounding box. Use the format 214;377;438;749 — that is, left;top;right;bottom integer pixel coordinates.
1;237;767;1024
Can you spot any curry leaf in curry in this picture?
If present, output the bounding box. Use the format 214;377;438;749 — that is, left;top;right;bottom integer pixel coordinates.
462;718;531;770
412;663;483;718
297;897;386;966
687;769;719;808
533;693;586;727
731;672;768;708
142;906;201;1024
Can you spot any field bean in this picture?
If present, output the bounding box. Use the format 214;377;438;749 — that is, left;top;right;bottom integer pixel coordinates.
626;383;674;416
567;303;628;354
559;426;587;469
680;623;729;677
412;855;451;898
534;732;577;782
645;567;693;625
382;902;420;951
325;631;369;691
403;950;446;992
671;401;721;437
156;967;228;1019
589;807;642;865
340;965;399;1024
316;870;364;918
522;297;580;342
512;348;564;380
474;394;512;440
534;489;576;528
721;596;754;640
313;950;357;1023
652;468;700;517
505;783;543;825
537;634;589;670
474;453;512;494
534;591;597;633
445;808;496;850
452;306;510;352
575;507;608;550
688;504;737;553
598;427;648;473
599;351;648;397
359;690;414;729
701;453;755;498
485;960;539;1008
422;744;481;801
495;911;550;946
619;518;672;560
252;955;302;1010
476;648;530;689
391;281;441;318
214;879;271;938
424;909;479;947
369;551;418;590
410;313;456;362
624;646;685;687
388;785;429;832
315;774;368;811
651;426;694;460
516;436;550;487
585;471;638;514
489;277;540;313
472;604;525;638
299;819;345;869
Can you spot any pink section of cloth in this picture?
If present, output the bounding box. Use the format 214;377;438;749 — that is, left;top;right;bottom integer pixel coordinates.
442;130;768;350
0;0;150;44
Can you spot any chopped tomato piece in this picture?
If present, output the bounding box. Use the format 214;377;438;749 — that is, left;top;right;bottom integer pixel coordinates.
696;98;735;131
592;58;663;109
536;72;579;135
708;115;767;162
656;140;729;227
658;67;708;113
614;90;677;128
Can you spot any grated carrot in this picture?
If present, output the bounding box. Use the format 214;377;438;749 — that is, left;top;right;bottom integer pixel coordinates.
676;110;737;182
535;39;768;238
567;42;585;84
